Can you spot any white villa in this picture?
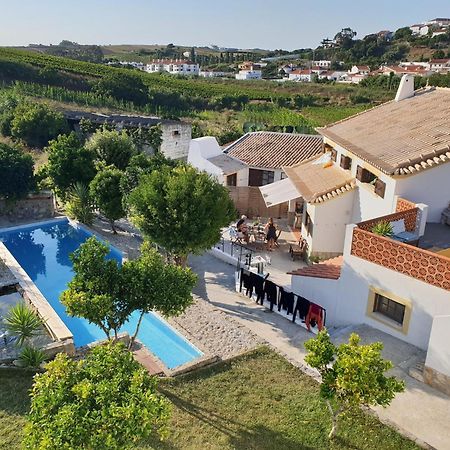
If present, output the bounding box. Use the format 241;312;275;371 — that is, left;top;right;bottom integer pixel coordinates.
145;59;199;75
235;62;262;80
257;75;450;394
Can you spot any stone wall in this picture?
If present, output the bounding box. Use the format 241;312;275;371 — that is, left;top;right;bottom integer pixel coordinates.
0;193;55;221
423;366;450;396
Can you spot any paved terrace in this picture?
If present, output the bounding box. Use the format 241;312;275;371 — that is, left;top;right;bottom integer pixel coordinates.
218;219;306;286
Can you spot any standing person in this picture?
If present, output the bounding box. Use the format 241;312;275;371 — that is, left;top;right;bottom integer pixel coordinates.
265;218;277;251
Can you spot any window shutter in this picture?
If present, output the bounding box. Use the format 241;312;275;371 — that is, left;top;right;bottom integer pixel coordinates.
356;165;364;181
330;149;337;162
374;179;386;198
340;155;352;170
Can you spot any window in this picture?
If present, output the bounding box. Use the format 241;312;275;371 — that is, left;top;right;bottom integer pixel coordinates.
172;130;180;136
280;171;287;180
340;155;352;170
356;165;377;184
248;169;274;186
226;173;237;186
373;294;405;325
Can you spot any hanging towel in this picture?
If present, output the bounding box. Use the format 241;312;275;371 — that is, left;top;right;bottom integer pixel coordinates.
250;272;265;304
305;302;324;331
292;296;310;323
263;280;278;311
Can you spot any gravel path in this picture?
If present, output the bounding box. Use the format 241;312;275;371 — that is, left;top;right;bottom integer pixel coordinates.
168;296;263;359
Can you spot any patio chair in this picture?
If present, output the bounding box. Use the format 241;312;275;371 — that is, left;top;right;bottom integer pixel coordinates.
289;238;307;261
274;229;282;248
229;227;245;245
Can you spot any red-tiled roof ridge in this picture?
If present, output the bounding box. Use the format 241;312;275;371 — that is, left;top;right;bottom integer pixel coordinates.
288;256;344;280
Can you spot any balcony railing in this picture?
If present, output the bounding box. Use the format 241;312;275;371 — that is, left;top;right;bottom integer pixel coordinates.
351;227;450;291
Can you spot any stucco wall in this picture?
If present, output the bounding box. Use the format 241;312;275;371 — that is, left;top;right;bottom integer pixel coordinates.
425;315;450;377
394;163;450;223
304;190;355;256
160;122;192;160
187;137;224;183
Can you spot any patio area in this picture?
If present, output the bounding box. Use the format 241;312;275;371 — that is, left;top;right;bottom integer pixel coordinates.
215;219;307;286
419;222;450;255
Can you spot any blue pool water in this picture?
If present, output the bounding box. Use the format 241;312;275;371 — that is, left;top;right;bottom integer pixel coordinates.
0;218;202;369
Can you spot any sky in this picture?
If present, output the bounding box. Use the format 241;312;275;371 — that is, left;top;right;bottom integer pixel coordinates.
0;0;449;50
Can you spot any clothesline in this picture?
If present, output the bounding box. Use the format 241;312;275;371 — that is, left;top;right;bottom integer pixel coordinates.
238;268;326;332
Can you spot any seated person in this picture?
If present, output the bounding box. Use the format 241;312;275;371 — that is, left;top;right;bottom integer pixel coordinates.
236;215;250;243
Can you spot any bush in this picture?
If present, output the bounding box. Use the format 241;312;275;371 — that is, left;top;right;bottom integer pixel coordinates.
19;346;46;368
371;220;393;237
4;302;42;347
0;143;35;201
10;102;69;148
65;182;94;225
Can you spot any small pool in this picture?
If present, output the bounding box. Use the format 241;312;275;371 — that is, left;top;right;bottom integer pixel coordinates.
0;218;202;369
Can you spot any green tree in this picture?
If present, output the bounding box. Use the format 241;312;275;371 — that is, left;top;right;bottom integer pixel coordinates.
4;302;42;347
304;331;405;439
24;342;169;450
45;132;97;199
128;124;162;152
394;27;413;41
124;241;196;347
128;165;236;265
10;102;68;148
90;167;125;233
0;143;35;201
86;128;137;170
60;237;128;340
94;71;149;105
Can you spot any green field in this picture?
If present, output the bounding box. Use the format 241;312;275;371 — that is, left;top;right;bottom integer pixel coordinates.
0;348;419;450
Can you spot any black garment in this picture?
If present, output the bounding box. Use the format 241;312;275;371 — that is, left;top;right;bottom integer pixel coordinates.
292;296;310;323
263;280;278;311
266;224;277;241
278;288;295;315
240;269;250;293
250;272;265;304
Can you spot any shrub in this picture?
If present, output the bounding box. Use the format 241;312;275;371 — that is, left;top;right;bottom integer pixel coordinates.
65;182;94;225
371;220;393;237
19;346;46;368
0;143;35;201
4;302;42;347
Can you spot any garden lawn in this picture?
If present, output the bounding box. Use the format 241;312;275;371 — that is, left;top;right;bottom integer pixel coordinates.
0;369;33;450
0;347;419;450
143;347;419;450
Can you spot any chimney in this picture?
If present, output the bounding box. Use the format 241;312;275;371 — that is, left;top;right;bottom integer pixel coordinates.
395;74;415;102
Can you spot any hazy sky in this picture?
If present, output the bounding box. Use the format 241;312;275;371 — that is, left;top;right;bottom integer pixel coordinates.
0;0;449;50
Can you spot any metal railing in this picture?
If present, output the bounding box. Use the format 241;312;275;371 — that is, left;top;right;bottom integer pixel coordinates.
215;238;258;271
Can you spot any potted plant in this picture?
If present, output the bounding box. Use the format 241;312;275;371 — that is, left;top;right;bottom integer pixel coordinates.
371;220;393;237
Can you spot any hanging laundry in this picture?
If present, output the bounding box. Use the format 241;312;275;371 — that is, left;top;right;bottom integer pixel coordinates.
292;296;310;323
250;272;265;304
278;288;295;315
305;303;324;331
263;280;278;311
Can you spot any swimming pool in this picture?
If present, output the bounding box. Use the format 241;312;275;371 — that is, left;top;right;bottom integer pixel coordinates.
0;218;202;369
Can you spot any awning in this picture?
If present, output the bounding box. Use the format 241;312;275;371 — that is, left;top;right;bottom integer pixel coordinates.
259;178;301;207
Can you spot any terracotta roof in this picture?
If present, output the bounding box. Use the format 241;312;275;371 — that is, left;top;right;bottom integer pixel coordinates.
224;132;323;169
290;69;312;75
289;256;343;279
319;87;450;175
150;59;195;65
430;59;450;64
283;156;356;203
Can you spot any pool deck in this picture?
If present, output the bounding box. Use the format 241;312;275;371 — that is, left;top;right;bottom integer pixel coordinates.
132;342;165;376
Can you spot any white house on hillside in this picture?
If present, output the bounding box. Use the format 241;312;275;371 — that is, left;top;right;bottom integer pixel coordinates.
235;62;262;80
145;59;199;75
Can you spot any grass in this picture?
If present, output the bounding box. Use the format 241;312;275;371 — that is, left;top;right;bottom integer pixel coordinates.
0;369;33;450
140;348;418;450
300;105;371;128
0;347;419;450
